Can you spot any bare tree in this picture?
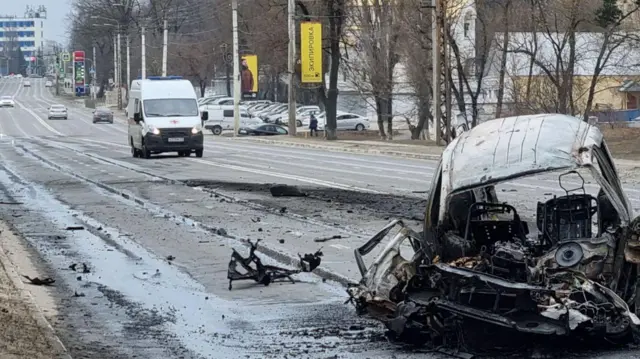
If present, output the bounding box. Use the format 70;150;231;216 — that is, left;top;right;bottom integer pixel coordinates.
396;0;433;140
343;0;401;139
445;0;498;128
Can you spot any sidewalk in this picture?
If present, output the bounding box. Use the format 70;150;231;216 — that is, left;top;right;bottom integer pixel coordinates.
0;222;68;359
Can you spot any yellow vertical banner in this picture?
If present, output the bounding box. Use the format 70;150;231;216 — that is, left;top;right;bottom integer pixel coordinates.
300;22;322;83
240;54;258;93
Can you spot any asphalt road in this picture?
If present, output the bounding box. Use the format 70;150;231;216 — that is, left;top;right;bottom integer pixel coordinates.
0;77;638;359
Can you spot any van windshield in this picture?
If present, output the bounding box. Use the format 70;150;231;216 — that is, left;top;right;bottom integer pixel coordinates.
143;98;199;117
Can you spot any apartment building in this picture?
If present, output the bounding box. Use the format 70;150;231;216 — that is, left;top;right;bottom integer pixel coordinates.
0;16;45;61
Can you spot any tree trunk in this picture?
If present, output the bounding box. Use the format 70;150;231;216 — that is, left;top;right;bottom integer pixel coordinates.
386;96;393;140
325;0;344;141
495;5;510;118
199;79;206;97
376;96;387;139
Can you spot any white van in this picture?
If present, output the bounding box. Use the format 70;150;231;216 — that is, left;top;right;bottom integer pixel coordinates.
127;76;208;158
205;108;263;135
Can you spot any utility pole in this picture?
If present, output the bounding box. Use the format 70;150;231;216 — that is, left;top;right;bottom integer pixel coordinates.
141;26;146;79
113;35;117;96
162;19;168;76
117;27;122;110
432;0;442;145
126;35;130;91
92;45;97;100
55;47;60;96
287;0;296;136
232;0;241;136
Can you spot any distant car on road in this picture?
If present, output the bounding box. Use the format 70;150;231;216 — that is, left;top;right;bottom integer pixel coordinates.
0;96;15;107
45;80;52;87
47;104;68;120
238;124;289;136
23;80;31;87
92;107;114;124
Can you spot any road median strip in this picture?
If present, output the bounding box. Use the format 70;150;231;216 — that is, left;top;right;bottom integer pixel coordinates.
227;137;443;160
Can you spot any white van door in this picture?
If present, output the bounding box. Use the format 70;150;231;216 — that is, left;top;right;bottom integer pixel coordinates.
129;98;143;148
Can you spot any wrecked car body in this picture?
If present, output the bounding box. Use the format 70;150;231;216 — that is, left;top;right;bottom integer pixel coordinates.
348;114;640;351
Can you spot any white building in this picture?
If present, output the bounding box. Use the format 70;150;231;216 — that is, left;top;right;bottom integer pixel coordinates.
0;16;45;61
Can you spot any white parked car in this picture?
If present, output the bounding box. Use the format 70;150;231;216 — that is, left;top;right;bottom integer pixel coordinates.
336;112;370;131
45;80;52;87
0;96;15;107
47;104;68;120
23;80;31;87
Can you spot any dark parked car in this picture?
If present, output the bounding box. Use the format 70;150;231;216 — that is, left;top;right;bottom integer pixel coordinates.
92;107;114;124
238;124;288;136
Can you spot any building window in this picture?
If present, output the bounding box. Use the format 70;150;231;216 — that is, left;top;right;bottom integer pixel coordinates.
464;23;470;36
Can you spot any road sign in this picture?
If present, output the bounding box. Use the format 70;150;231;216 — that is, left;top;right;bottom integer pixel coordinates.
61;53;70;62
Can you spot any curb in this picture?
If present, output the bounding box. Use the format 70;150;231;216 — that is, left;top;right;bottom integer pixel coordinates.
0;225;71;359
226;137;443;161
16;143;358;288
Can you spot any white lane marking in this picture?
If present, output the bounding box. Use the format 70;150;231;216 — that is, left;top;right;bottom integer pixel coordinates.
329;244;350;250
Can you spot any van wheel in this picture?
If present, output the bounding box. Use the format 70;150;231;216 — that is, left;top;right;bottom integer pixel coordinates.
141;144;151;159
211;126;222;136
195;149;203;158
356;124;365;131
184;151;191;157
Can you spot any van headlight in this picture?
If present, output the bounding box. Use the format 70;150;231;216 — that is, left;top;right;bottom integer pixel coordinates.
147;125;160;135
191;124;202;134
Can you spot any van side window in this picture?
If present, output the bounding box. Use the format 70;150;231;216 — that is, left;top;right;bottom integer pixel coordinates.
223;110;233;117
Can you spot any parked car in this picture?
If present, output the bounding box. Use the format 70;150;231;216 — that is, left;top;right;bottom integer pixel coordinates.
23;80;31;87
347;113;640;353
92;107;114;123
45;80;53;87
47;104;68;120
336;113;370;131
205;108;262;135
0;96;15;107
238;124;288;136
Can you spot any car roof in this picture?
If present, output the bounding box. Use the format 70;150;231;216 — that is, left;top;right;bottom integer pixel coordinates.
51;104;65;107
440;114;604;194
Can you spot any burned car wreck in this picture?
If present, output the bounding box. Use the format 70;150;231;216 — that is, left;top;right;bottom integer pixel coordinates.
348;114;640;352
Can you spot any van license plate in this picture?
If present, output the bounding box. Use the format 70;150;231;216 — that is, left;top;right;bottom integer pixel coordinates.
168;137;184;142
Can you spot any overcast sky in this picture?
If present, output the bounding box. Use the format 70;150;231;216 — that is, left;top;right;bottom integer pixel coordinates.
3;1;68;45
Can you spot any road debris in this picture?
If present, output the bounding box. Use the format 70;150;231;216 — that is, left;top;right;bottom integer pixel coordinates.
65;226;85;231
314;234;348;243
270;184;307;197
166;255;175;261
22;275;55;286
227;239;322;290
